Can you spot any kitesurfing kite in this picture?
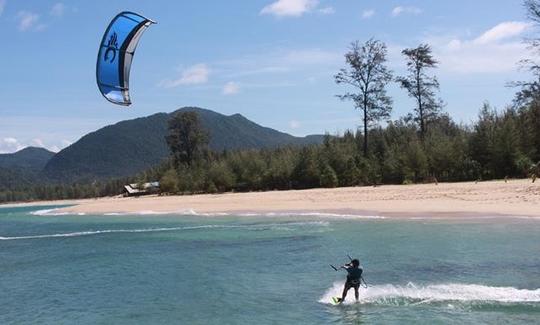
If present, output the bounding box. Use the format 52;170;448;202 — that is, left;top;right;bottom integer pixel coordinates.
96;12;155;106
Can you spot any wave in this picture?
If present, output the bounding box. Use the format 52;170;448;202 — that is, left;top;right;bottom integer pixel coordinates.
30;208;85;216
0;221;329;241
235;212;384;219
30;207;385;219
105;209;203;216
319;282;540;306
99;210;384;219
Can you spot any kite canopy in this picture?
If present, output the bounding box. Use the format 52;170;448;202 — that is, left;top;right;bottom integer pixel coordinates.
96;12;155;106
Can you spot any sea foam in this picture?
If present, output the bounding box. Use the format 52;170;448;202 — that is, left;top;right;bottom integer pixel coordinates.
30;208;85;216
319;282;540;306
0;221;329;241
94;210;383;219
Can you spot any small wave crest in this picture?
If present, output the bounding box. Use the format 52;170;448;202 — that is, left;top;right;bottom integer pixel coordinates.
104;209;202;216
31;207;383;219
31;208;85;216
0;221;329;241
319;282;540;306
100;210;384;219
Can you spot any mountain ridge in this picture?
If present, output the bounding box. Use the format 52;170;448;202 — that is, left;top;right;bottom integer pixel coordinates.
42;107;323;182
0;147;55;189
0;147;55;170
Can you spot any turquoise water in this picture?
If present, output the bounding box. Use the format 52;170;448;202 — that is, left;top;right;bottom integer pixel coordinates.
1;206;540;324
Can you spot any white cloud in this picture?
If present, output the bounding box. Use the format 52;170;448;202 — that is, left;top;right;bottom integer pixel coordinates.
224;66;290;79
223;81;240;95
424;21;531;74
0;137;24;153
31;138;45;147
261;0;318;17
49;139;72;152
438;42;526;74
474;21;532;45
16;11;41;31
361;9;375;19
50;3;65;17
160;64;210;88
289;120;301;129
218;48;340;81
0;0;6;17
0;137;72;153
391;6;422;17
318;6;335;15
283;49;341;65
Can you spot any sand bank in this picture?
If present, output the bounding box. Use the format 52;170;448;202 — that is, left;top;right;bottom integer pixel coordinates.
45;179;540;218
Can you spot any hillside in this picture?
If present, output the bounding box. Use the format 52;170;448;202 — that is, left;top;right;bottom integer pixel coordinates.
0;147;55;170
43;107;323;182
0;147;55;189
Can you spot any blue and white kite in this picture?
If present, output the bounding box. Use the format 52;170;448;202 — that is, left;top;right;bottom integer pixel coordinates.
96;12;155;106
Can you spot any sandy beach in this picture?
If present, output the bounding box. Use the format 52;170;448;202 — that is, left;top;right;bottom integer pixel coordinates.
28;179;537;218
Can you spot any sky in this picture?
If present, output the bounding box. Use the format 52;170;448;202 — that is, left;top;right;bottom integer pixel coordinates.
0;0;535;153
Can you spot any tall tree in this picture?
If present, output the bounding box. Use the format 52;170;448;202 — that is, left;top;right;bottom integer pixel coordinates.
508;1;540;107
166;111;209;167
469;102;496;177
396;44;442;139
335;39;393;156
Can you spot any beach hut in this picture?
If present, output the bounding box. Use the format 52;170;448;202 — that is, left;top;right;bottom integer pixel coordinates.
123;181;160;197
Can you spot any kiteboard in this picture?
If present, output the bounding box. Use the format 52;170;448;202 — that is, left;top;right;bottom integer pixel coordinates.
331;297;341;305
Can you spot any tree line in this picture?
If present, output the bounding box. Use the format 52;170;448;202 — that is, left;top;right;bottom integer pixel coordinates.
0;167;165;203
155;0;540;194
2;97;537;203
1;0;539;203
156;102;538;195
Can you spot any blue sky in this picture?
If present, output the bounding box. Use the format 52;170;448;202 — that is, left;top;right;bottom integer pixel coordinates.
0;0;534;153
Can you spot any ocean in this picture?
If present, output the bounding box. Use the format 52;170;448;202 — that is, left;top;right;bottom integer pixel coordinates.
1;205;539;324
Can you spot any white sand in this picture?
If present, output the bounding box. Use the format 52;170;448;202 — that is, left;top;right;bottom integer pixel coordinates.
45;179;540;218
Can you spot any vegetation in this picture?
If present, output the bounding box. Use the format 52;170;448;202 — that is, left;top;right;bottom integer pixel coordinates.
166;111;209;167
148;102;538;196
335;39;393;156
396;44;442;139
41;107;323;183
2;98;538;203
1;1;539;203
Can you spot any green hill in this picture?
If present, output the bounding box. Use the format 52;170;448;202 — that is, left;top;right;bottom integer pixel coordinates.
0;147;55;189
43;107;323;182
0;147;54;170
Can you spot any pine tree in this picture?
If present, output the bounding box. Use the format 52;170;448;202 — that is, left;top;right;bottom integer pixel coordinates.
397;44;443;139
335;39;393;156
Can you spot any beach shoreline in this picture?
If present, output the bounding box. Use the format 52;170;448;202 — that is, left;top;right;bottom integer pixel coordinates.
4;179;538;218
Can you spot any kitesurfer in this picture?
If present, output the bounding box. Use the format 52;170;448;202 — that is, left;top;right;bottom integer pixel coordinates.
335;259;362;304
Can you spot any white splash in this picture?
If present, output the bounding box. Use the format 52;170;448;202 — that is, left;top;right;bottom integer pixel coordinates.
319;282;540;305
30;208;85;216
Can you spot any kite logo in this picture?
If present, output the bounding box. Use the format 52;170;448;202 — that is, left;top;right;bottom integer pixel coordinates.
104;32;119;63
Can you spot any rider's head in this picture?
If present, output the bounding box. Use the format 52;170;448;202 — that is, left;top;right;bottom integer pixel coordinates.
351;259;360;267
